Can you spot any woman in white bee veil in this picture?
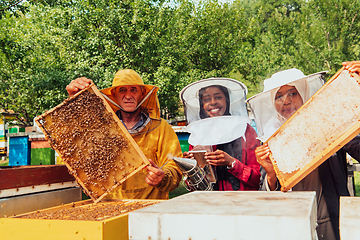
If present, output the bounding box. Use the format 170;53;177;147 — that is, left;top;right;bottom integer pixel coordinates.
180;78;261;191
248;63;360;240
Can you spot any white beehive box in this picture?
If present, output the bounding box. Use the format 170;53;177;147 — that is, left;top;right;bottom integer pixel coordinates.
340;196;360;240
128;191;317;240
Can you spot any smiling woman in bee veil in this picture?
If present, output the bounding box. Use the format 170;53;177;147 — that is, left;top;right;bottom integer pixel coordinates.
180;78;261;191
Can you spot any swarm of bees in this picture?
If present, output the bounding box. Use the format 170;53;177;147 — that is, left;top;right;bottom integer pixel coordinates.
35;87;138;201
20;200;159;221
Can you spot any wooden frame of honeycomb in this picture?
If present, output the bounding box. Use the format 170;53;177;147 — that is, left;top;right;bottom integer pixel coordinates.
35;84;149;203
15;199;161;221
267;68;360;191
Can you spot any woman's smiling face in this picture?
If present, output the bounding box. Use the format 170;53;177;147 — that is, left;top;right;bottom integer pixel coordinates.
201;86;227;117
274;85;304;120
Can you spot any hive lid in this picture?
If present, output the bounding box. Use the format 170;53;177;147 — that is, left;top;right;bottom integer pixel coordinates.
128;191;317;240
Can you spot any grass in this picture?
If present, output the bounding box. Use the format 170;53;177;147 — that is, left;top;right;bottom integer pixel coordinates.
354;171;360;196
0;157;9;167
169;180;189;199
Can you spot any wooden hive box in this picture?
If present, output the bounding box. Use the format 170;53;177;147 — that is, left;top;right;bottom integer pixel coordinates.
0;199;161;240
267;68;360;191
34;84;149;202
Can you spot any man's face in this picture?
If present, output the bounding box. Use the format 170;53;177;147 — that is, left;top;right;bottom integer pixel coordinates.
201;86;227;117
114;85;144;112
274;85;303;120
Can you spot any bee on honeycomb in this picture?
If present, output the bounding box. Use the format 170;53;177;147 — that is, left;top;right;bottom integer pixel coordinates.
36;89;129;200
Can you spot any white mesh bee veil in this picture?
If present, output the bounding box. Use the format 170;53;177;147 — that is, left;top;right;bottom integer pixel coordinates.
247;68;327;142
180;78;251;146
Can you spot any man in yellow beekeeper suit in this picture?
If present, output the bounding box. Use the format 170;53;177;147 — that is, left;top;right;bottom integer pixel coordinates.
66;69;182;199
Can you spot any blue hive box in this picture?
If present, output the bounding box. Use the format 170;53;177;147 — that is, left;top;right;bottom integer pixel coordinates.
8;134;31;166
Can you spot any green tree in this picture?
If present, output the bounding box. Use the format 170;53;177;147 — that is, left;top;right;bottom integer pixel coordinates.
295;0;360;75
0;6;71;125
1;0;360;123
232;0;360;97
151;0;251;115
0;0;169;123
233;3;301;96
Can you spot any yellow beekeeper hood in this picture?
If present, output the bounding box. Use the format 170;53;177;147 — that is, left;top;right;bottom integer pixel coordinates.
100;69;160;119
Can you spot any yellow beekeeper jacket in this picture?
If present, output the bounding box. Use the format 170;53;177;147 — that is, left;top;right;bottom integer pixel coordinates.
101;69;182;200
107;118;182;199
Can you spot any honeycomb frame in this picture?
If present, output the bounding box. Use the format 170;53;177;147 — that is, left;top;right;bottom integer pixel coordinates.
267;68;360;191
35;84;149;203
15;199;161;221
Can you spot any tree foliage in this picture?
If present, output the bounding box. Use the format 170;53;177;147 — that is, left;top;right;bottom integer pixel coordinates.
0;0;359;125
